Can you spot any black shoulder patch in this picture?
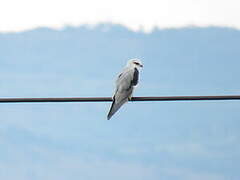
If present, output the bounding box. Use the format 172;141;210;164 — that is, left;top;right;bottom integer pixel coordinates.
118;73;122;78
131;68;139;86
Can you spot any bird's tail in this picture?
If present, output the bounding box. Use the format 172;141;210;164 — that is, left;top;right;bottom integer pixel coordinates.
107;96;127;120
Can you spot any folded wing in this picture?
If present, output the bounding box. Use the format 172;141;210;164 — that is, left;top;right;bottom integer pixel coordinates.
107;68;139;120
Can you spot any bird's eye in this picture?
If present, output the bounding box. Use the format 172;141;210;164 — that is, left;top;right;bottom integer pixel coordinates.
134;62;139;65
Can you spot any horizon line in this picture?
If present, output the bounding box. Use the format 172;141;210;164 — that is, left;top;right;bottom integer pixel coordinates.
0;22;239;34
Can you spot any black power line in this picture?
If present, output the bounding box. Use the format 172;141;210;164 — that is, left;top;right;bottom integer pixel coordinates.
0;95;240;103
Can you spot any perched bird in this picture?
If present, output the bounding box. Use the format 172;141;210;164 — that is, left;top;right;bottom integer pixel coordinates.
107;59;143;120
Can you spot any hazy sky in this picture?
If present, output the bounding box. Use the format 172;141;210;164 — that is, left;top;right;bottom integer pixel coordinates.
1;26;240;180
0;0;239;32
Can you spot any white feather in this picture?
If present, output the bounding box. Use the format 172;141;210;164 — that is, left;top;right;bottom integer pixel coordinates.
107;59;143;120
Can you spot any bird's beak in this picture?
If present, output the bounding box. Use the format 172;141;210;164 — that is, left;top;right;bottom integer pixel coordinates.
140;64;143;68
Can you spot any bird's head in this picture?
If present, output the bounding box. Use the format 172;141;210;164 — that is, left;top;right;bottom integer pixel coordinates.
127;59;143;69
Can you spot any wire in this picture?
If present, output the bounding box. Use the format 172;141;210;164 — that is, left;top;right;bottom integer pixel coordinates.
0;95;240;103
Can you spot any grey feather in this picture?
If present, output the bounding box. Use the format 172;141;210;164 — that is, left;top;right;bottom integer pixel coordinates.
107;67;137;120
107;88;133;120
107;59;142;120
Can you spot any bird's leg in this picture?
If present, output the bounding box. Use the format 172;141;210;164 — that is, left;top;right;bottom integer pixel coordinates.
128;91;133;101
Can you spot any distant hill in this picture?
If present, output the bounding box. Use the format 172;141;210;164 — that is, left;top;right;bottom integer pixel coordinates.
1;24;240;97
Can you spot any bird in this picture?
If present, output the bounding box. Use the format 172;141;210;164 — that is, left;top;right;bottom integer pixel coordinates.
107;59;143;120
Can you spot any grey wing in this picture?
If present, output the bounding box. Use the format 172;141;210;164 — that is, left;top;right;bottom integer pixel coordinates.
107;68;135;120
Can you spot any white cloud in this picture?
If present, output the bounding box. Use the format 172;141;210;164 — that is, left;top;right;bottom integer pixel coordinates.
0;0;239;32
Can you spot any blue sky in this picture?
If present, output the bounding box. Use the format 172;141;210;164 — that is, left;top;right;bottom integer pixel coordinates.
0;25;240;179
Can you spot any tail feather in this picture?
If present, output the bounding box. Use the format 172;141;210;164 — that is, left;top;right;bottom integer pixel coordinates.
107;96;127;120
107;96;116;120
